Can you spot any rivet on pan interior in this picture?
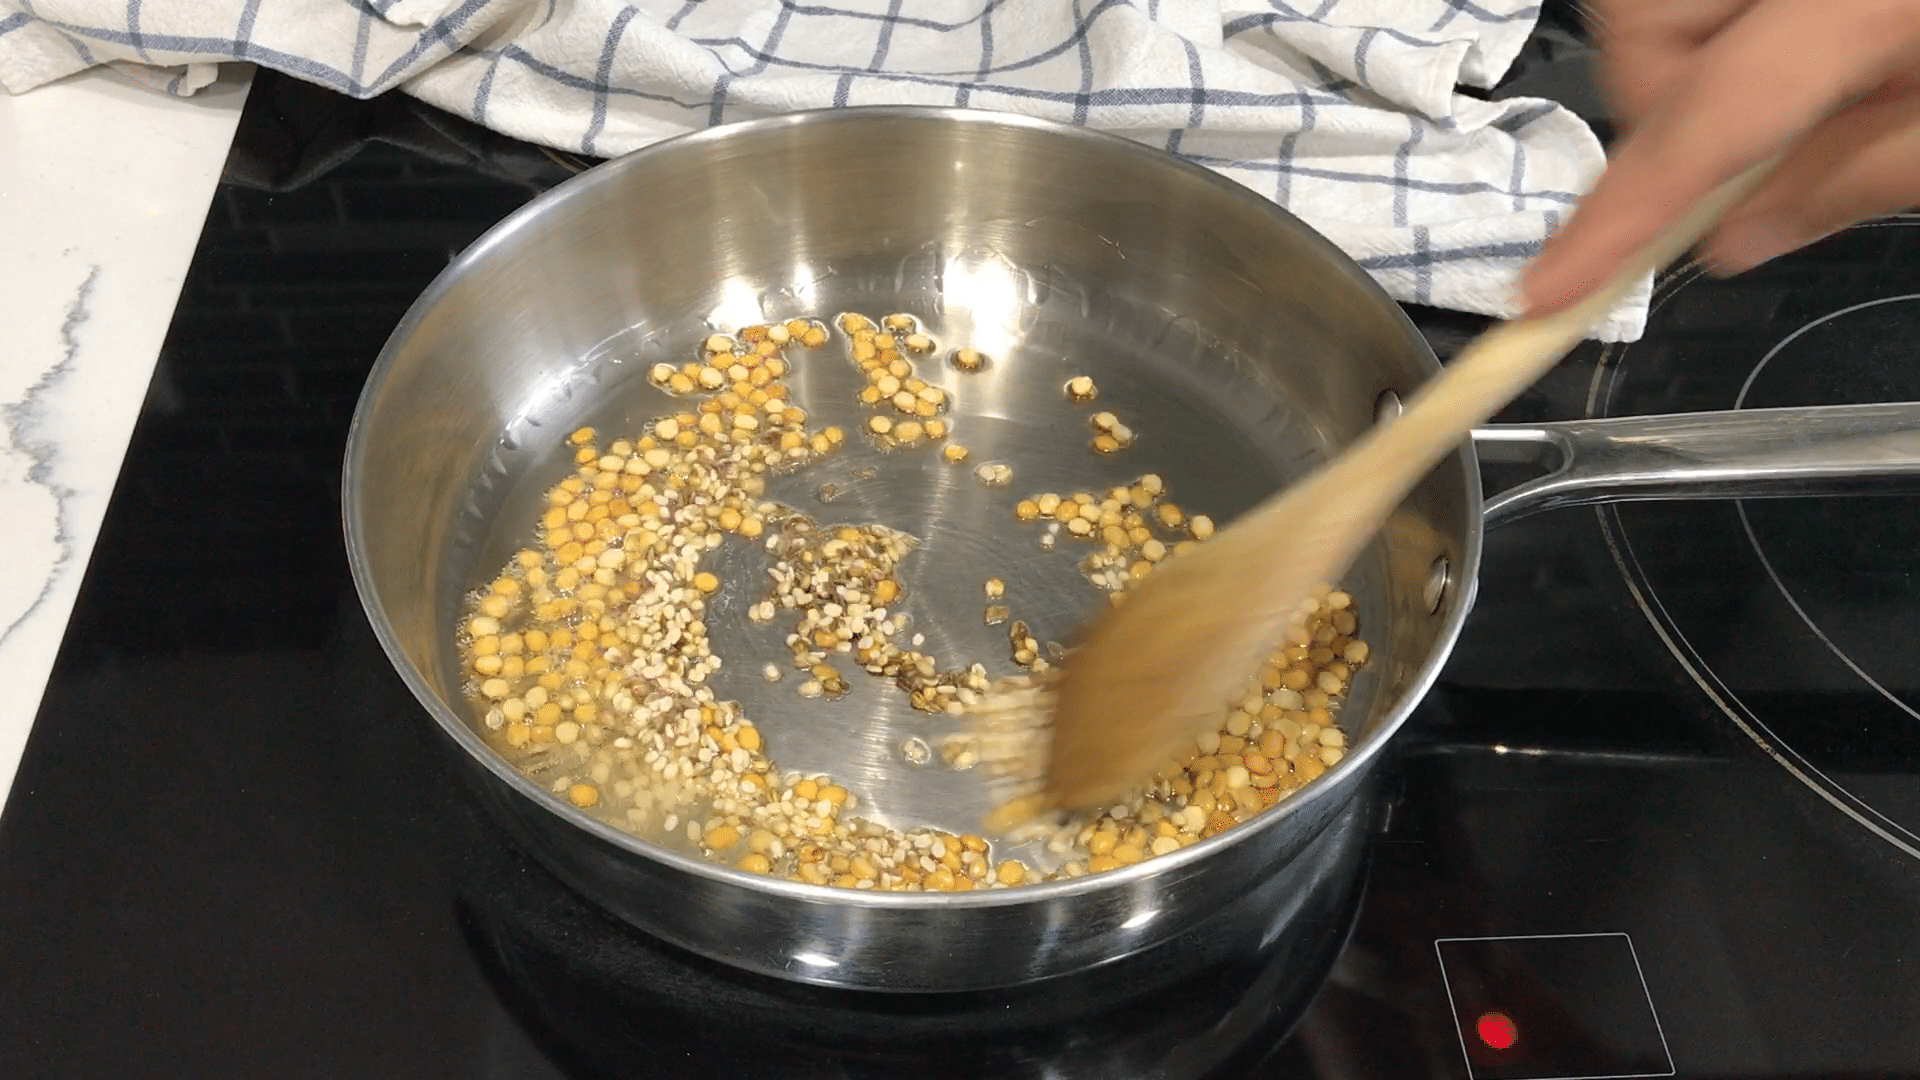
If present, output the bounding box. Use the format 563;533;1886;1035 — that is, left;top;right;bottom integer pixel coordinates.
1424;554;1450;615
1374;389;1404;423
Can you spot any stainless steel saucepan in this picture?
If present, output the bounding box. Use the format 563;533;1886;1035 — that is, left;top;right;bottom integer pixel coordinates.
344;107;1920;993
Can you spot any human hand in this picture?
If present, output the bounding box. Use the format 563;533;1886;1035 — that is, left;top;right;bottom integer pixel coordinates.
1520;0;1920;316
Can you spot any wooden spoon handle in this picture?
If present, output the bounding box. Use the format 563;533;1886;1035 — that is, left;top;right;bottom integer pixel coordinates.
1384;161;1773;463
1263;161;1778;551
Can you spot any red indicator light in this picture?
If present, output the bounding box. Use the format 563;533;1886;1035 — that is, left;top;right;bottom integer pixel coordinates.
1477;1011;1518;1050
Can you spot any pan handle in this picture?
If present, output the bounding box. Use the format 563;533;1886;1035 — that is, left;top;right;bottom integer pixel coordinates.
1473;402;1920;528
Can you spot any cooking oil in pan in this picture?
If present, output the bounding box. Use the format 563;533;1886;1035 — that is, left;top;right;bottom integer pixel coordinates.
441;275;1374;888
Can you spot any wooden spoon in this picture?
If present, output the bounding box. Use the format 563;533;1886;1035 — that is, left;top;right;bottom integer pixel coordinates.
1040;164;1774;811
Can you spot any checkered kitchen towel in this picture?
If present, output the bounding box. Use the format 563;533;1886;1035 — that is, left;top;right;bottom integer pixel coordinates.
0;0;1647;340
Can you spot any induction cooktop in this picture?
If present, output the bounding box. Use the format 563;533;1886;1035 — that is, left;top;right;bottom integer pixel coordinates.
3;23;1917;1078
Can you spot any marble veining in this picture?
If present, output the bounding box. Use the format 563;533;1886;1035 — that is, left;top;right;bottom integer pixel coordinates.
0;265;95;649
0;66;249;806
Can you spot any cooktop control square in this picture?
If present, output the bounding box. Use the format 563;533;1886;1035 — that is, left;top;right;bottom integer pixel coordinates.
1434;933;1674;1080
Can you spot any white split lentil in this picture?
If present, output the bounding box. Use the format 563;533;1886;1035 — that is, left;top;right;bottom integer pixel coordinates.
973;462;1012;486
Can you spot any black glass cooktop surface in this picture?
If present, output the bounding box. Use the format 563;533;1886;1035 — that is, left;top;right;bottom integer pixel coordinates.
3;53;1917;1080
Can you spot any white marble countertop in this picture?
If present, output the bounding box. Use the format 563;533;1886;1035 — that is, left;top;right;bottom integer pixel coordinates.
0;65;251;806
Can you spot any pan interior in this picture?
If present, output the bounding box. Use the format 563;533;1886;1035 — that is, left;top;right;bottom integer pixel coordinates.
347;112;1468;892
436;251;1393;868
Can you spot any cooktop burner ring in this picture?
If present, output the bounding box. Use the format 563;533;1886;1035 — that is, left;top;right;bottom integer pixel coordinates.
1736;291;1920;774
1602;515;1920;860
1587;220;1920;861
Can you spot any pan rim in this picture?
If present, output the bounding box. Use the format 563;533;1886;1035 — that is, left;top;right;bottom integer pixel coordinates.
341;104;1483;913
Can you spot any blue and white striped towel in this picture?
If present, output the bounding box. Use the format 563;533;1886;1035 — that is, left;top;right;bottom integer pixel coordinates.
0;0;1647;340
